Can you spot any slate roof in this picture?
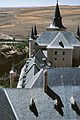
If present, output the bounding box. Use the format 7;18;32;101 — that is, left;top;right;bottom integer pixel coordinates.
29;67;80;88
62;31;80;46
17;58;40;88
17;50;47;88
0;88;17;120
5;84;80;120
35;50;47;65
25;69;43;88
36;31;80;47
36;30;58;46
47;32;73;49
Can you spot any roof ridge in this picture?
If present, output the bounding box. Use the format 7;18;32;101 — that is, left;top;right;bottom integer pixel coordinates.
47;32;59;48
71;31;80;44
60;32;73;48
25;69;43;88
4;89;19;120
47;32;73;48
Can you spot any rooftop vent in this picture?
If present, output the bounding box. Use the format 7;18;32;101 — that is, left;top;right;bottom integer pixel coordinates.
29;98;39;117
70;96;80;116
47;61;52;67
54;99;64;117
59;41;64;48
42;58;46;61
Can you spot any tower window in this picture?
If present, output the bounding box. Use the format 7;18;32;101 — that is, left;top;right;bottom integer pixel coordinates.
63;51;65;55
55;51;57;55
55;58;57;60
63;58;65;61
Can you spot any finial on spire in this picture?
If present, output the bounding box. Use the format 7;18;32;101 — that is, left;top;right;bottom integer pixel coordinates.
57;0;58;3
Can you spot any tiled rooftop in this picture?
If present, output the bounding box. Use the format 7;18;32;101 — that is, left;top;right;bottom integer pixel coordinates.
36;31;80;47
0;89;17;120
5;86;80;120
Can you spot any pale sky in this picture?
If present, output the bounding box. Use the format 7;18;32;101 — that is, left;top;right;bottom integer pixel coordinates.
0;0;80;7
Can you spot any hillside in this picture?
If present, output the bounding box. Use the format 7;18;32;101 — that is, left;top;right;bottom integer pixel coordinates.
0;6;79;38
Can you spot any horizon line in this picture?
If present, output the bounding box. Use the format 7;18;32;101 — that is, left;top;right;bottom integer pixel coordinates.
0;4;80;8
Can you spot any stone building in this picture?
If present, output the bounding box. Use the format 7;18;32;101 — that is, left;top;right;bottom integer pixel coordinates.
0;1;79;120
29;1;80;67
17;1;80;88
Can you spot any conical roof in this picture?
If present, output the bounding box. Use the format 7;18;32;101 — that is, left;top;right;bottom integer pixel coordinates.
34;25;37;36
54;1;61;19
52;1;66;29
31;27;35;39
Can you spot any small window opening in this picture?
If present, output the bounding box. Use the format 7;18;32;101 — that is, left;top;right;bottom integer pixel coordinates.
55;51;57;55
63;51;65;55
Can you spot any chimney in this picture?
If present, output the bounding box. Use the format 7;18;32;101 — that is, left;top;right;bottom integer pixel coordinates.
43;69;48;92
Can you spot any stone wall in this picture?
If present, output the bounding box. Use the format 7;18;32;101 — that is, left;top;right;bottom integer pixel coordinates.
72;46;80;67
47;48;73;67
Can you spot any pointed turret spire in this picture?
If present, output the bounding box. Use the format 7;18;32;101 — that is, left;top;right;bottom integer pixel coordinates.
10;62;17;88
77;25;80;37
53;1;66;30
34;24;37;36
54;0;61;20
31;27;34;39
11;62;15;72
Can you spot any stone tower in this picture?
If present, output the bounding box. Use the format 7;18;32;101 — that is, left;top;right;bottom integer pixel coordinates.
10;62;17;88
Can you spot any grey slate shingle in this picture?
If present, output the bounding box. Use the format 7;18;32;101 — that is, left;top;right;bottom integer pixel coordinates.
17;50;47;88
36;31;80;47
31;67;80;88
5;87;80;120
47;32;73;49
0;89;17;120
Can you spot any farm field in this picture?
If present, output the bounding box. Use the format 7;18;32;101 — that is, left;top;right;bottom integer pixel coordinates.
0;6;79;38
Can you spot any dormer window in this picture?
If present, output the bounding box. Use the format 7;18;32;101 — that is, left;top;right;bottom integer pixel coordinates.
59;41;64;48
